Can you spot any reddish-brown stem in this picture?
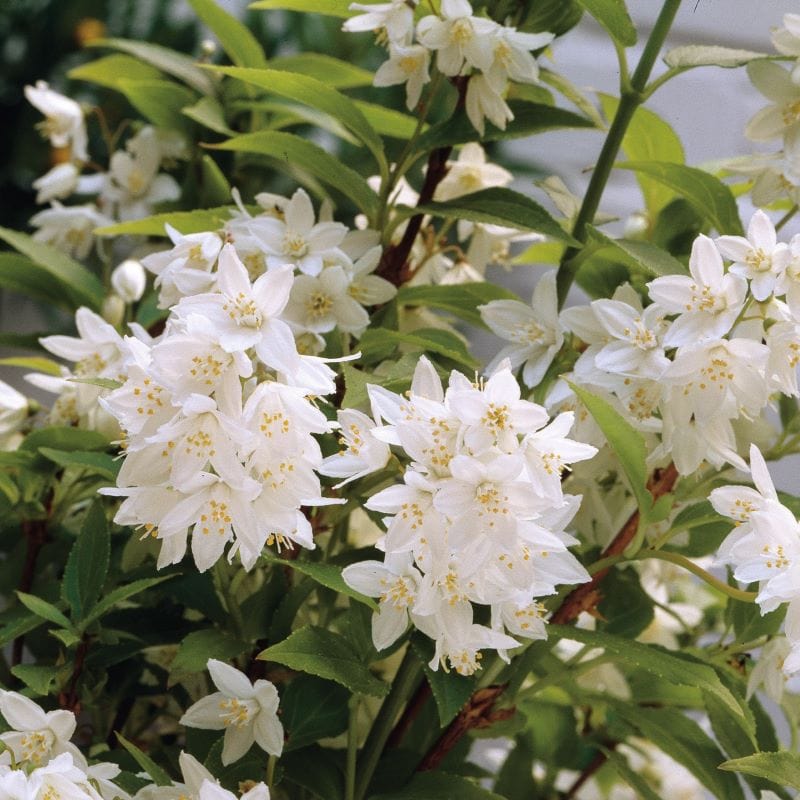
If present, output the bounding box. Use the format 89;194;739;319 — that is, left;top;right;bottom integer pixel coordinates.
386;681;431;749
60;634;90;713
564;748;612;799
12;516;50;666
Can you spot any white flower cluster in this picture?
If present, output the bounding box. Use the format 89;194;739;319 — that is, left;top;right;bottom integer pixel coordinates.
343;0;554;134
512;211;800;476
25;82;182;261
333;357;596;675
97;241;347;572
0;690;128;800
711;445;800;675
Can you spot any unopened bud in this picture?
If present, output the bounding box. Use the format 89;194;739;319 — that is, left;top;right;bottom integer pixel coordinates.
111;259;146;303
201;39;218;57
102;294;125;327
624;212;649;240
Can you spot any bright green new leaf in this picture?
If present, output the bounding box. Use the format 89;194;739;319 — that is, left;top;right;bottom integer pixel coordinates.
664;45;773;69
567;383;650;517
414;102;594;152
116;734;172;786
540;68;607;129
396;283;520;328
270;53;372;88
97;206;235;237
249;0;353;15
360;328;478;369
183;97;234;136
575;0;636;46
354;100;419;139
199;155;233;206
187;0;267;68
10;664;58;696
68;54;163;90
16;592;72;630
213;67;384;166
0;227;103;310
404;188;580;246
117;79;197;133
0;357;62;376
619;162;744;235
280;675;350;751
213;131;379;215
721;751;800;790
62;501;110;622
89;39;216;94
586;226;687;277
259;625;389;696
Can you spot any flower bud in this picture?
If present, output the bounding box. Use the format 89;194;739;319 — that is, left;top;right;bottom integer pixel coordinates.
0;380;29;450
111;259;146;303
101;293;125;327
624;212;649;240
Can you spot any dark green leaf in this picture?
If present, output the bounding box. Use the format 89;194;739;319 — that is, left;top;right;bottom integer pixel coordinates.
169;628;248;685
281;745;344;800
116;734;172;786
370;772;504;799
360;328;477;369
213;131;379;215
10;664;58;696
620;162;744;235
38;448;120;480
62;501;110;621
0;253;79;310
281;675;350;751
0;227;103;310
259;625;389;696
396;283;520;328
81;576;174;627
187;0;267;68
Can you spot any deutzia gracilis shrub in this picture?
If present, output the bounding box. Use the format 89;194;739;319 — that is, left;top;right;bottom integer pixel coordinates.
7;1;800;798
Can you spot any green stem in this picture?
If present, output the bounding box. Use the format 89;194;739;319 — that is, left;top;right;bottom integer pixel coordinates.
555;0;683;307
776;203;799;233
346;695;360;800
354;646;424;800
633;550;758;602
266;755;277;792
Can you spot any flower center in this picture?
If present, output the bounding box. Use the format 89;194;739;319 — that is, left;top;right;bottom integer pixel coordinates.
219;697;254;727
283;232;309;258
451;18;474;46
306;291;333;319
223;291;262;328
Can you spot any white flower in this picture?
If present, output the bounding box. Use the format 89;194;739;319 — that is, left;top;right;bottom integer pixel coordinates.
465;74;514;136
320;408;391;486
342;0;418;44
716;209;790;301
0;691;79;766
478;271;564;387
773;13;800;84
485;27;553;91
248;188;347;276
416;0;498;77
30;202;112;261
374;44;431;110
746;60;800;140
0;380;29;450
747;637;793;703
180;659;283;765
25;81;88;161
710;444;777;526
111;259;147;303
434;143;512;202
647;234;747;347
198;780;269;800
32;163;80;204
285;266;369;335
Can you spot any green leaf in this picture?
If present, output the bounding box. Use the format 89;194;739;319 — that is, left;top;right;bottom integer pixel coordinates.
97;207;234;237
370;772;504;800
20;426;109;454
0;356;61;376
68;376;123;390
68;54;164;89
360;328;477;369
539;68;606;129
281;746;344;800
81;576;174;627
248;0;353;15
269;53;372;88
599;96;684;214
721;752;800;791
183;97;234;136
664;45;772;69
548;625;744;719
187;0;267;68
16;592;72;629
414;102;594;152
404;188;580;246
0;227;104;310
586;226;687;277
213;67;384;166
0;253;85;310
62;501;110;622
567;383;650;516
575;0;636;46
213;131;379;215
116;79;198;133
396;283;520;328
89;38;216;95
169;628;248;685
281;675;350;751
619;162;744;235
411;635;476;727
341;358;417;410
354;100;419;140
613;705;745;800
38;448;120;480
597;566;654;638
50;627;81;648
265;556;377;611
116;733;172;786
199;155;233;206
600;747;661;800
11;664;58;696
258;625;389;696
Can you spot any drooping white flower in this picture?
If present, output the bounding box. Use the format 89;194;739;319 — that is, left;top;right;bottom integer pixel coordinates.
30;202;112;261
180;659;283;765
0;380;29;450
373;44;431;110
485;27;553;91
716;209;790;301
25;81;88;161
342;0;418;44
32;162;80;204
465;74;514;136
746;60;800;141
434;143;512;202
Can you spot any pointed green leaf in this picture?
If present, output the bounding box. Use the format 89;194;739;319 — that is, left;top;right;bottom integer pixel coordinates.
664;45;772;69
97;207;235;237
187;0;267;68
10;664;58;696
396;283;520;328
404;188;580;246
169;628;248;685
269;53;372;88
575;0;636;46
68;54;163;89
38;448;120;480
0;253;84;310
586;226;687;277
249;0;353;15
62;501;110;621
81;576;174;627
721;751;800;791
281;675;350;751
0;227;103;310
183;97;234;136
370;772;505;799
116;733;172;786
0;356;61;376
16;592;72;629
360;328;477;369
258;625;389;696
213;131;379;215
117;79;198;133
20;426;110;454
